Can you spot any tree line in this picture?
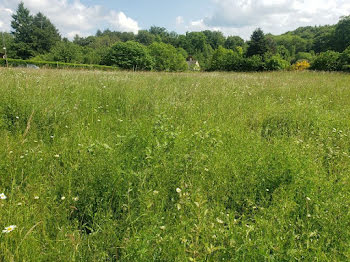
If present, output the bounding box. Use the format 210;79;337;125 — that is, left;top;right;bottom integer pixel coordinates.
1;2;350;72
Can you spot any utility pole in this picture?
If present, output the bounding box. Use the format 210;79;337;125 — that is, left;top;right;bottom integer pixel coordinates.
1;32;8;68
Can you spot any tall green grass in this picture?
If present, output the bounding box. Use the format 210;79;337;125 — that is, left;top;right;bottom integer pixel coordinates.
0;68;350;261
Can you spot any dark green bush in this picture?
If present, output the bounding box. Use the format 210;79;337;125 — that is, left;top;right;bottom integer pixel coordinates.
311;51;341;71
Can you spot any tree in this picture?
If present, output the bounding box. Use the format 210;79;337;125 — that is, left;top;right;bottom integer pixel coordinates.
32;12;60;54
224;36;244;50
103;41;153;70
334;16;350;52
50;41;82;63
246;28;268;57
11;2;34;59
202;30;225;50
136;30;155;46
148;42;187;71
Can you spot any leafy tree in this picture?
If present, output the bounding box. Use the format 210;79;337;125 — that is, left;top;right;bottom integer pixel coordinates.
202;30;225;50
334;16;350;52
311;50;341;71
224;36;244;50
50;41;82;63
136;30;155;46
11;2;34;59
313;26;335;53
209;46;233;71
246;28;268;57
103;41;153;70
73;35;95;47
148;42;187;71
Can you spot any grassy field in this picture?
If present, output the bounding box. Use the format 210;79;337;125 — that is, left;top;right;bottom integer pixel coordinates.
0;68;350;261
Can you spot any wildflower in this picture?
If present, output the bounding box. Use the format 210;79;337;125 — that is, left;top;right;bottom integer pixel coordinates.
153;190;159;195
72;196;79;202
176;188;181;193
34;196;39;200
306;197;311;201
307;214;312;218
61;196;66;200
216;218;224;224
17;202;22;206
54;154;60;158
2;225;16;234
0;193;7;200
20;155;24;159
160;226;165;230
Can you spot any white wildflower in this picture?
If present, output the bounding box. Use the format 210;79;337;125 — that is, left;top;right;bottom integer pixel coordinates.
34;196;39;200
176;188;181;193
2;225;16;233
61;196;66;200
0;193;7;200
72;196;79;202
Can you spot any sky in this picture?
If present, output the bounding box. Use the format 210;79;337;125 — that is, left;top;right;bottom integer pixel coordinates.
0;0;350;40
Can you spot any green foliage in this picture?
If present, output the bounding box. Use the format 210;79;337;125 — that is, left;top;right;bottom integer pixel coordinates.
135;30;155;46
242;55;265;71
10;3;60;59
266;55;290;71
103;41;154;70
49;41;82;63
311;50;341;71
293;52;315;63
32;12;61;54
246;28;269;57
10;3;34;59
224;36;245;51
334;16;350;52
202;30;225;50
148;42;187;71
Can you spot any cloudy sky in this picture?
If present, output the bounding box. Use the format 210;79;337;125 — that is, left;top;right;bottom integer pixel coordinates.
0;0;350;39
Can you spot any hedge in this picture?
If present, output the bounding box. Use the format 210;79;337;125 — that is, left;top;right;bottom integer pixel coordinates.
0;58;119;71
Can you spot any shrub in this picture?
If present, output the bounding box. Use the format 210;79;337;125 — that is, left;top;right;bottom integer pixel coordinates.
311;51;341;71
266;55;290;71
148;42;187;71
242;55;265;71
102;41;154;70
290;60;311;71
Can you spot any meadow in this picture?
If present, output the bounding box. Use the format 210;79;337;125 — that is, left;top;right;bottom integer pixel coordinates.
0;68;350;261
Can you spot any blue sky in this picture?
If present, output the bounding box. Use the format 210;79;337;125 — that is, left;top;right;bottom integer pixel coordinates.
1;0;350;39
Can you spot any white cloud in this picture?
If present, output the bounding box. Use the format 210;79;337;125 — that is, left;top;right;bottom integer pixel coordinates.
0;0;139;38
177;0;350;39
107;11;139;34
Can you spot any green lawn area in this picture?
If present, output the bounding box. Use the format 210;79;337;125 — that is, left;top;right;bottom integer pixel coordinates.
1;68;350;261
